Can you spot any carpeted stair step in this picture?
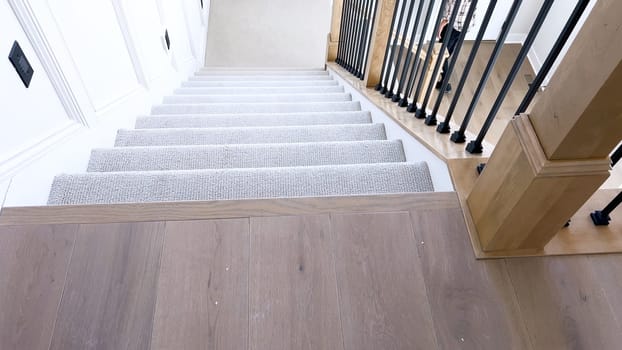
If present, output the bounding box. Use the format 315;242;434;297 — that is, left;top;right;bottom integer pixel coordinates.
115;124;386;146
135;111;372;129
162;92;351;104
174;86;345;95
48;162;434;205
88;140;406;172
188;75;333;81
151;101;361;115
195;68;328;75
181;80;339;88
196;69;328;76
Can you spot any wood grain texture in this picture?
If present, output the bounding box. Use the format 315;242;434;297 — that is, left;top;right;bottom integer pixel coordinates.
49;222;165;350
0;224;76;350
529;1;622;160
151;219;250;350
0;192;460;226
250;215;344;350
506;256;622;350
364;0;397;87
410;208;531;349
331;212;438;350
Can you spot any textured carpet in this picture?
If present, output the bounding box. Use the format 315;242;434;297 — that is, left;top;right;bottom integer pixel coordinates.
88;140;406;172
135;111;372;129
114;124;387;147
150;101;361;115
162;92;351;104
48;163;434;205
48;68;434;205
174;86;345;95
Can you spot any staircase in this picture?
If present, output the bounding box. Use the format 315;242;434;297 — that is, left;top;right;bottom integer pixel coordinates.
47;68;434;205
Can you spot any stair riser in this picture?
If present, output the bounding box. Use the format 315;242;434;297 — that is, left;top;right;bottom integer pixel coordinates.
88;141;406;172
135;112;372;129
174;86;345;95
189;75;333;81
181;81;339;87
48;163;434;205
115;124;387;147
151;101;361;115
162;93;352;104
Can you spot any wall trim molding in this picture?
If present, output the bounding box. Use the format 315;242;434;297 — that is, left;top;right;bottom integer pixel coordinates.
8;0;90;127
0;122;83;183
110;0;150;88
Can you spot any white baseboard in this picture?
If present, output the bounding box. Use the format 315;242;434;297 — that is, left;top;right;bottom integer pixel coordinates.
327;68;455;192
505;33;527;44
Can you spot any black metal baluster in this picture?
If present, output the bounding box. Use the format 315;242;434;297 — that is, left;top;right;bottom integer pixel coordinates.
335;0;348;65
394;0;425;104
591;192;622;226
417;0;463;121
380;0;408;95
386;0;418;100
427;0;479;127
346;0;361;72
466;0;554;154
408;0;449;116
355;0;373;78
437;0;495;134
362;0;380;78
516;0;590;114
401;0;437;108
612;144;622;166
343;0;357;70
351;0;366;74
450;0;522;143
340;0;354;68
375;0;402;91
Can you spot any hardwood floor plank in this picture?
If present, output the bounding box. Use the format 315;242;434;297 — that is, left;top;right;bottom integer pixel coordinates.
410;208;531;350
49;222;165;350
151;219;250;350
506;256;622;350
331;212;438;350
0;224;77;350
588;254;622;332
250;215;343;350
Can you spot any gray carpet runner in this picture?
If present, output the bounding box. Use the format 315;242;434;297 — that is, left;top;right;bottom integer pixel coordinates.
135;111;372;128
48;68;434;205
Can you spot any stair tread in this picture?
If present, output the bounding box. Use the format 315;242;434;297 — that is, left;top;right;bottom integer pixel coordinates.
188;75;333;81
162;92;352;104
174;86;345;95
115;123;387;146
181;80;339;87
135;111;372;128
48;162;434;205
88;140;405;172
195;70;328;76
151;101;361;115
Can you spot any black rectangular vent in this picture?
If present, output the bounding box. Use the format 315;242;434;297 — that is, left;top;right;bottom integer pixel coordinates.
8;41;34;88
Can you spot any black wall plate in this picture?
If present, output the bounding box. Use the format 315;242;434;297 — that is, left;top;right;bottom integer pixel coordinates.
164;30;171;50
8;41;34;88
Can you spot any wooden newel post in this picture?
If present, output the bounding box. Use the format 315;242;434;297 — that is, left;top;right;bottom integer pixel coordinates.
466;0;622;253
327;0;344;62
363;0;396;87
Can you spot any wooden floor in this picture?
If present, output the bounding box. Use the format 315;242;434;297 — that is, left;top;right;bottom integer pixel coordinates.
2;193;622;350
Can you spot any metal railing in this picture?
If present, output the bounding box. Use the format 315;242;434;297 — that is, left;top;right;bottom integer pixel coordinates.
336;0;592;154
336;0;379;79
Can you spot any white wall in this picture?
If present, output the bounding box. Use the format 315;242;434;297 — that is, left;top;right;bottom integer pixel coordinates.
0;0;75;179
205;0;332;68
1;0;209;205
